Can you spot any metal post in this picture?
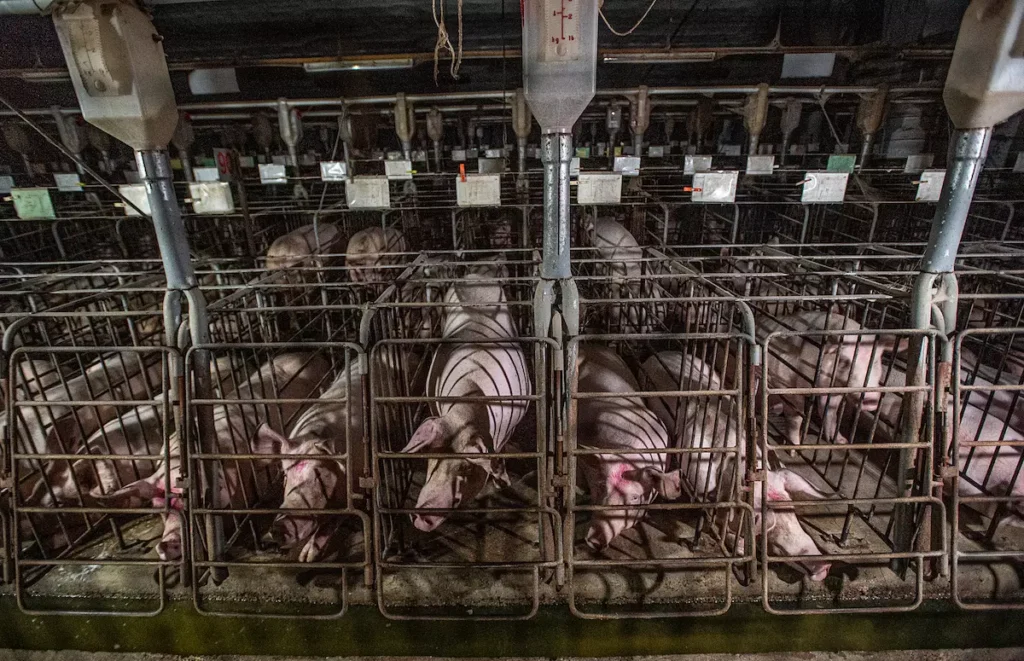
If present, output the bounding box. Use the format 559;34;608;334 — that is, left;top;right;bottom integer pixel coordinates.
893;126;992;572
136;148;218;579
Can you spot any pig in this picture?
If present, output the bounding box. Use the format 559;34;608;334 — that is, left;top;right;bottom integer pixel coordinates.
875;363;1024;527
401;264;531;532
345;226;408;285
639;351;832;581
8;351;164;459
575;344;677;550
25;355;238;508
265;222;342;270
255;352;423;561
758;311;901;447
99;352;331;561
584;217;666;333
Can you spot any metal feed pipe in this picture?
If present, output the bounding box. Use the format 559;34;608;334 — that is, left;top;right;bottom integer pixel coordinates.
0;84;940;119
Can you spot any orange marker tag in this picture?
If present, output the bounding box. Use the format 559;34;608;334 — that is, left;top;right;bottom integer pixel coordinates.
459;163;467;182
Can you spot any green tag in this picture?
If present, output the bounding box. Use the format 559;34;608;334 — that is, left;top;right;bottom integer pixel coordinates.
198;157;216;167
827;154;857;173
11;188;55;220
575;147;591;158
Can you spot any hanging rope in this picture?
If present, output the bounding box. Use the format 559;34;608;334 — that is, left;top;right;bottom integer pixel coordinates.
600;0;661;37
432;0;464;84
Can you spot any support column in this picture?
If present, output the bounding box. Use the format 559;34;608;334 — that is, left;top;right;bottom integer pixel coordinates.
893;127;991;570
136;148;217;580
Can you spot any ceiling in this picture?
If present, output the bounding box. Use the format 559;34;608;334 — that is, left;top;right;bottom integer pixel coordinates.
0;0;968;108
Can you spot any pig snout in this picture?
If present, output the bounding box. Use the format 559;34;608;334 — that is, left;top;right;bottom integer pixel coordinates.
412;513;445;532
585;516;616;551
805;560;832;582
859;392;882;412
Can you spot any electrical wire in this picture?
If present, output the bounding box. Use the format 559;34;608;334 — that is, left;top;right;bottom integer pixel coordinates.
600;0;661;37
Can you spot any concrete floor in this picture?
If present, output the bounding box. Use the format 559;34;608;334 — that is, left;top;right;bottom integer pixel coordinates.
2;652;1024;661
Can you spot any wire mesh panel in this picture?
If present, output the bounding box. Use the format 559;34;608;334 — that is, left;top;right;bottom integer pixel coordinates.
185;342;370;618
752;288;945;613
366;254;559;620
566;317;755;618
951;327;1024;609
6;334;175;615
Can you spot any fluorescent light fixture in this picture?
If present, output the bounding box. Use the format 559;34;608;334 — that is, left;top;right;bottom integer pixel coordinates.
188;68;240;95
602;51;716;64
304;58;415;73
20;69;72;83
781;53;836;78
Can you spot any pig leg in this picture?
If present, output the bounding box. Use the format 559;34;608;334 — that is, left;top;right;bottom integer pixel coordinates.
298;519;341;563
156;510;183;562
816;395;849;445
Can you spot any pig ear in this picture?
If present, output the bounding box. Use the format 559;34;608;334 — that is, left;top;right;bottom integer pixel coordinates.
483;458;511;487
402;417;446;453
253;423;289;455
777;469;829;500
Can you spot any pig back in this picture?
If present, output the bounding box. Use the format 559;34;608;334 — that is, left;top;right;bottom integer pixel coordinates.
638;351;739;497
576;346;668;470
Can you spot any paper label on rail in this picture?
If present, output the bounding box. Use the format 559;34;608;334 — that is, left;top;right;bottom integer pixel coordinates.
189;182;234;214
194;167;220;183
478;158;505;175
10;188;55;220
214;148;233;180
451;149;467;162
412;150;428;162
577;173;622;204
915;169;946;202
456;174;501;207
346;176;390;209
613;156;641;177
684;155;713;174
692;171;738;203
118;184;151;216
746;155;775;175
647;146;665;158
570;157;580;178
385;160;414;181
53;173;82;193
0;176;13;195
259;163;287;184
1014;153;1024;173
904;154;935;173
238;156;256;169
801;171;848;203
319;161;348;182
826;154;857;173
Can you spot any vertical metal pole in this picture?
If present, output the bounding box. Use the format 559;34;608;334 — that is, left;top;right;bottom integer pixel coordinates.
136;148;218;579
893;127;992;570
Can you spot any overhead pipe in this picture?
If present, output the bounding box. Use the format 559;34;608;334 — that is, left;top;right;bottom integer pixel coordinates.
394;92;415;160
1;121;32;176
743;83;770;154
512;88;532;179
855;85;888;169
426;107;444;172
778;98;802;166
605;106;621;164
50;105;85;174
171;111;195;182
0;84;943;120
629;85;650;156
252;111;274;157
337;109;354;177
